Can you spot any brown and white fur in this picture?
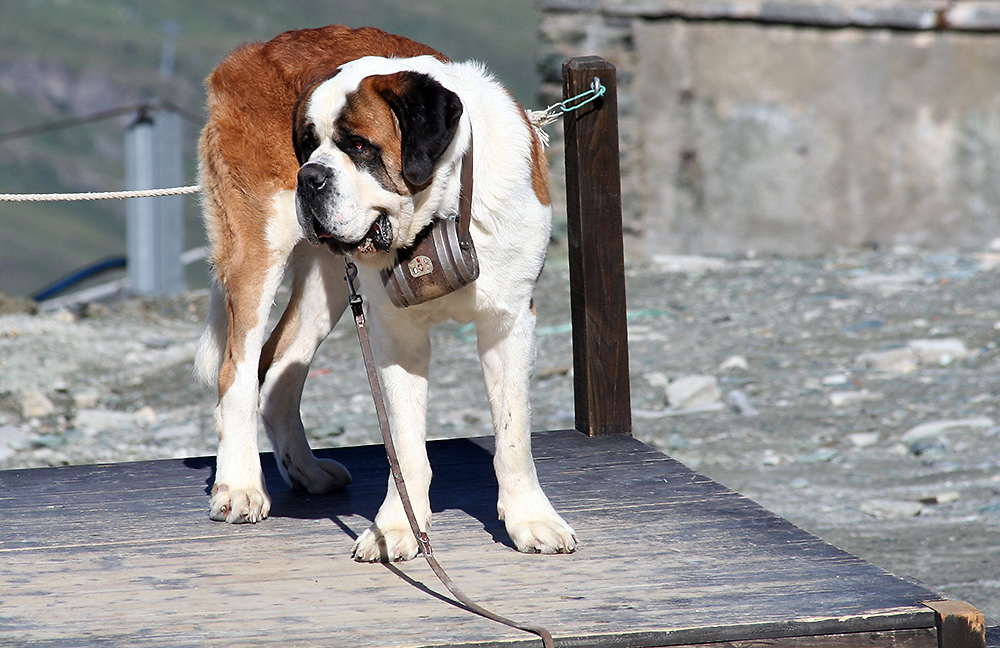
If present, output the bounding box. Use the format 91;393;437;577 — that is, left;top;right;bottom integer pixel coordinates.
194;26;577;561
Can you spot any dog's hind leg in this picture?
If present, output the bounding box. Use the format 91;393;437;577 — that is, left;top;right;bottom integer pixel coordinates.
198;48;312;523
259;242;352;494
477;304;578;554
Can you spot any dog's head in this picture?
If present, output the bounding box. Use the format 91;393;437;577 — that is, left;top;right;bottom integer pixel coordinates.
292;57;463;263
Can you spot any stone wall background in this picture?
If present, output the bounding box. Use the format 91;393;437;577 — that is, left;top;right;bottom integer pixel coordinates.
537;1;1000;257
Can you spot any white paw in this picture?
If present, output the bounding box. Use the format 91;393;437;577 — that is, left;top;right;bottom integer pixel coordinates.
352;524;419;563
280;455;353;494
500;496;578;554
209;483;270;524
506;516;578;554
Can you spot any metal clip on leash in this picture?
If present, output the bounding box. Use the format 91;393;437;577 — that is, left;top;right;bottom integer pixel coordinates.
344;260;555;648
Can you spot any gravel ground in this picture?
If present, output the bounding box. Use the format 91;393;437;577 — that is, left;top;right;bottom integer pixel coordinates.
1;246;998;624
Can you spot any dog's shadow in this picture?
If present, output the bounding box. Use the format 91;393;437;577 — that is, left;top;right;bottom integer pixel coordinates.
183;437;515;550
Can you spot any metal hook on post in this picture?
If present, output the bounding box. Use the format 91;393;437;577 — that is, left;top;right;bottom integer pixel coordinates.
527;76;607;134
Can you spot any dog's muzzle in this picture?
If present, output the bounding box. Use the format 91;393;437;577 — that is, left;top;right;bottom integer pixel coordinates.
295;163;393;255
296;163;335;245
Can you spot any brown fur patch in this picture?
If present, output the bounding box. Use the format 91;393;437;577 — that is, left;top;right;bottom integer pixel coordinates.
514;97;551;206
530;128;552;207
337;75;409;193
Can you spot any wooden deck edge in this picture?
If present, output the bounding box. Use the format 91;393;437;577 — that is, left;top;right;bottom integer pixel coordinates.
647;627;938;648
437;609;939;648
922;601;987;648
439;628;939;648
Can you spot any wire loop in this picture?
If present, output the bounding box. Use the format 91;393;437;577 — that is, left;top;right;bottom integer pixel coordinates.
527;77;607;133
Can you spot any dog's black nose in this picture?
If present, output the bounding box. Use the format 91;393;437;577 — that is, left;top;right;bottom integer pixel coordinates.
297;164;331;194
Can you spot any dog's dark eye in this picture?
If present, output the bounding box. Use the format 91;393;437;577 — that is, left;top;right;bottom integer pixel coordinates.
304;127;319;149
297;124;320;162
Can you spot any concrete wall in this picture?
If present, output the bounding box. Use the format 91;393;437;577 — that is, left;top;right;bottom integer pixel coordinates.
537;1;1000;257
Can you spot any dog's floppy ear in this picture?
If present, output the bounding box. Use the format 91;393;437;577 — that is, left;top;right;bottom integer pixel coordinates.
374;72;463;188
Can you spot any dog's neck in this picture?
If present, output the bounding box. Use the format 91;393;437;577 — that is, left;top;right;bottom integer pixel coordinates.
402;141;473;248
376;143;478;307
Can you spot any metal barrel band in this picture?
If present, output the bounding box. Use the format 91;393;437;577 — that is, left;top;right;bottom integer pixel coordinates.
344;260;555;648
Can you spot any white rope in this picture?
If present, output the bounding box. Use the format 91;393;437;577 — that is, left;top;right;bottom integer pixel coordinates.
0;185;201;202
527;110;554;147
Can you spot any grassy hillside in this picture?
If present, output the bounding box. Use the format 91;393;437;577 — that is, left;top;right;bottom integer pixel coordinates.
0;0;542;297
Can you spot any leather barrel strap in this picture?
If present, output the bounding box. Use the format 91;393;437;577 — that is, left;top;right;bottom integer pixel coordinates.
379;142;479;308
345;261;555;648
457;138;474;246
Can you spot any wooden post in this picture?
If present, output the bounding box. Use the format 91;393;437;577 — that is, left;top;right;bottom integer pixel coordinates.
923;600;986;648
562;56;632;437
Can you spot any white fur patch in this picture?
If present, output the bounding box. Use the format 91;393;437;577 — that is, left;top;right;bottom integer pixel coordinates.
266;190;302;253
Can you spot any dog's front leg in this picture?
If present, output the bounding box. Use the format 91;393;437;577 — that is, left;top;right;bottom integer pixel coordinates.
478;306;578;554
352;307;433;562
207;258;289;524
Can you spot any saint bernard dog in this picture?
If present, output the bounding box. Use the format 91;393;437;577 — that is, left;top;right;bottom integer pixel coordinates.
194;25;577;561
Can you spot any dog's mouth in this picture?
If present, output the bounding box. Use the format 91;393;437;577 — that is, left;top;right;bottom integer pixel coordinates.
321;212;393;256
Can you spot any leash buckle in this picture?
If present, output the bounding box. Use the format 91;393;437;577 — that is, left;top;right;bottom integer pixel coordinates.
417;531;433;557
345;260;364;317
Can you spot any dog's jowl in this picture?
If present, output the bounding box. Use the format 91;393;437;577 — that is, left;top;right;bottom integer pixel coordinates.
195;25;576;562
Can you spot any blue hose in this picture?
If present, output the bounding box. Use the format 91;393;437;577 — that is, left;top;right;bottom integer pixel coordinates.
32;256;127;302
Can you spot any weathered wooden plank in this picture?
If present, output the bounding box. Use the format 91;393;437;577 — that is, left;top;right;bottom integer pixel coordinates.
644;628;938;648
0;431;945;648
562;56;632;438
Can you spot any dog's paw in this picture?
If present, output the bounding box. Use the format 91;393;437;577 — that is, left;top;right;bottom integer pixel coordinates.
352;524;419;563
209;484;270;524
500;497;578;554
506;516;578;554
282;455;353;494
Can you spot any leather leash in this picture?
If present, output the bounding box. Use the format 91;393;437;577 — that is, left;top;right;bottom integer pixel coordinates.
344;261;555;648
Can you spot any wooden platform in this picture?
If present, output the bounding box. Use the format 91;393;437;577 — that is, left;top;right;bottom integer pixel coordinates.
0;430;978;648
